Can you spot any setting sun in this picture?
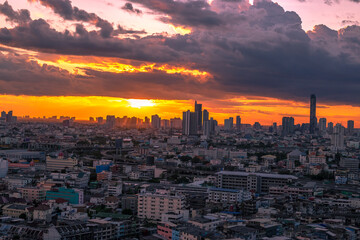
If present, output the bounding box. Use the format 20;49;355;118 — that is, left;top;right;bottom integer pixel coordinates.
126;99;156;109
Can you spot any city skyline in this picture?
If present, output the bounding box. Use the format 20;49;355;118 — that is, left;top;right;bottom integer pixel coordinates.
5;96;358;129
1;0;360;125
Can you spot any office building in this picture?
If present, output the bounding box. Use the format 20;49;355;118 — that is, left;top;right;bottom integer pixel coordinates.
96;117;103;124
224;117;233;131
170;117;182;129
332;123;345;150
203;109;209;126
182;110;197;136
216;171;298;193
319;118;327;133
347;120;355;135
236;116;241;131
195;101;202;131
282;117;294;136
106;115;116;128
310;94;317;134
328;122;334;133
151;114;161;129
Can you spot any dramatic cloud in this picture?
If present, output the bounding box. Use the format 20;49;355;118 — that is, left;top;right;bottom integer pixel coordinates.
122;2;142;15
129;0;223;27
1;0;360;106
0;1;31;24
0;51;220;99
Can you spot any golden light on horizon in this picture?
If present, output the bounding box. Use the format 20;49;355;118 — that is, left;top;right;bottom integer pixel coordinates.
0;95;359;126
109;99;156;109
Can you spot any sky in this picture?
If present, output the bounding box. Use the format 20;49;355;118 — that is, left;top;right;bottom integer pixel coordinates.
1;0;360;125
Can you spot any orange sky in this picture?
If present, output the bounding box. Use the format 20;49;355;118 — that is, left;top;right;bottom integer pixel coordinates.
2;95;359;126
1;0;360;127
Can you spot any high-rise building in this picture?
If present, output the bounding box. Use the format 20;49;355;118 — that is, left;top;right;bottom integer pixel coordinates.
161;119;170;129
309;94;316;134
144;116;150;126
282;117;294;136
327;122;334;134
203;120;211;138
106;115;116;129
151;114;161;129
236;116;241;131
170;118;182;129
253;122;261;130
203;109;209;126
273;122;277;133
347;120;355;135
182;110;197;136
224;117;233;131
331;123;345;150
195;101;202;131
319;118;327;133
96;117;103;124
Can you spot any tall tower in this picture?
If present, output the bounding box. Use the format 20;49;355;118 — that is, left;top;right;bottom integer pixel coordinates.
195;101;202;131
182;110;197;136
347;120;354;135
236;116;241;131
310;94;316;134
203;109;209;126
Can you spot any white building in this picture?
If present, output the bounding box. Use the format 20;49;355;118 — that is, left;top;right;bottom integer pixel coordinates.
107;180;123;196
137;189;186;221
46;155;78;171
207;187;251;204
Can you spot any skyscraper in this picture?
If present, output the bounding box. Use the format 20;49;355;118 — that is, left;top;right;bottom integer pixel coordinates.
203;109;209;126
195;101;202;131
106;115;116;129
310;94;316;134
282;117;295;136
332;123;345;150
319;118;327;133
151;114;161;129
347;120;355;135
182;110;197;136
236;116;241;131
224;117;233;131
327;122;334;134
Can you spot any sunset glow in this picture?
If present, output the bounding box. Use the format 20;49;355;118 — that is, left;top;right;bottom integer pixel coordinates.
0;0;360;125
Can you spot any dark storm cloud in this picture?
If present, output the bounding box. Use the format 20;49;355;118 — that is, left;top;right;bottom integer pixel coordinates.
122;2;142;15
0;19;178;62
129;0;223;27
0;51;220;99
30;0;97;21
1;0;360;105
0;1;31;24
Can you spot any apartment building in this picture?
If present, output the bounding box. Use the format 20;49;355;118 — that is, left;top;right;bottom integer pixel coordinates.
137;189;186;221
216;171;298;194
18;186;46;202
207;187;251;204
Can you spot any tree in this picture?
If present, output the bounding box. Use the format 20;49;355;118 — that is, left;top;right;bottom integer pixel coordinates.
122;209;133;215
